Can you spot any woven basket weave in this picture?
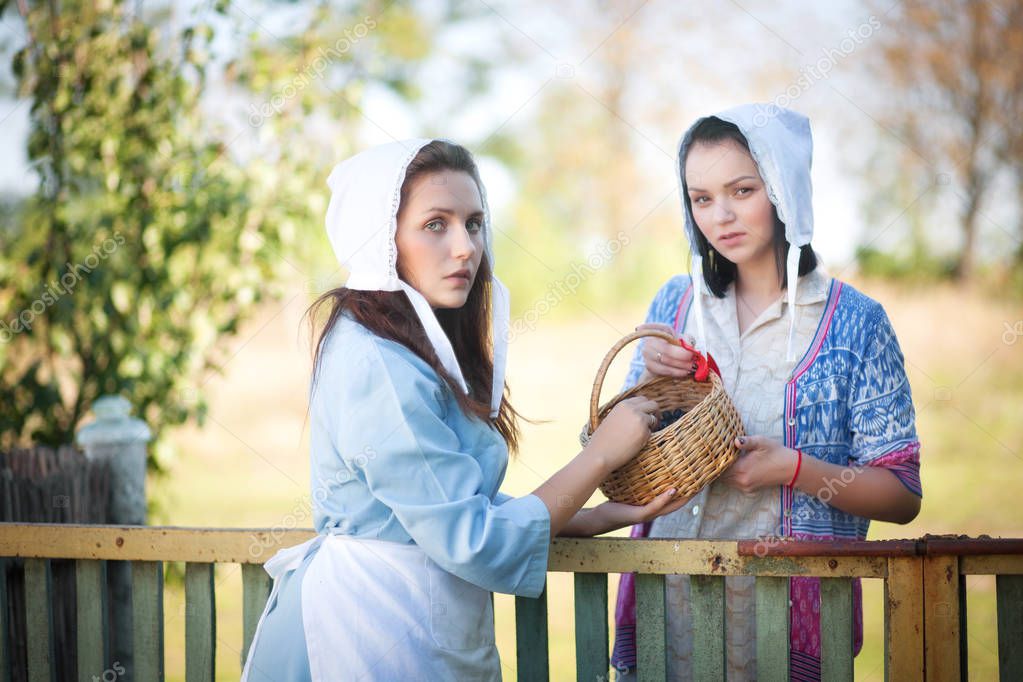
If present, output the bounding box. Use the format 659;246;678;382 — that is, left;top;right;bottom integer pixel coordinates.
580;329;744;506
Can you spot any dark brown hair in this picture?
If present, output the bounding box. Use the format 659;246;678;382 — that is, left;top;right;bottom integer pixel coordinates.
681;117;817;297
305;141;523;452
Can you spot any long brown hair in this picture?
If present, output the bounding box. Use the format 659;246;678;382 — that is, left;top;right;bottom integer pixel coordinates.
306;141;523;452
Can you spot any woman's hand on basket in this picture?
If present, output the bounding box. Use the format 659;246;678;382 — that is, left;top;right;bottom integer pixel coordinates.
587;396;661;472
637;323;696;379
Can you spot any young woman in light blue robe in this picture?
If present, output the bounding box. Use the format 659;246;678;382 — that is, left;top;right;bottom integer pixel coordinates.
242;139;689;681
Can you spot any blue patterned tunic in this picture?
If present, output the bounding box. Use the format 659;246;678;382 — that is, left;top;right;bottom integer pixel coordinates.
613;271;921;680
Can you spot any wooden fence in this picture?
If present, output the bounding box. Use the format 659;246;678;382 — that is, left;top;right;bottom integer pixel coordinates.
0;525;1020;681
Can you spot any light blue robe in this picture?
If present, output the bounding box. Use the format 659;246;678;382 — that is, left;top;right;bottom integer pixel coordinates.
245;315;551;678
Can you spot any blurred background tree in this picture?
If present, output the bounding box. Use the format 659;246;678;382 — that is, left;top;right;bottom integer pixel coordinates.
3;0;1021;484
859;0;1023;284
0;0;454;487
474;2;700;317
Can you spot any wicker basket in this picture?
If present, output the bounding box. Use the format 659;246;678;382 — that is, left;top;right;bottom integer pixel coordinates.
580;329;745;506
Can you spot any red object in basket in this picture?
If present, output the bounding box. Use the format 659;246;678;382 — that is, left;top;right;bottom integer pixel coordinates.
678;337;720;382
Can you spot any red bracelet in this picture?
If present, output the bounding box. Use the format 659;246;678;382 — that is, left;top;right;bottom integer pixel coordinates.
787;448;803;488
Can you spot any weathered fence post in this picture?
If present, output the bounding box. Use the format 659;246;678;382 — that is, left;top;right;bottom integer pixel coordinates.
76;395;152;679
76;395;151;525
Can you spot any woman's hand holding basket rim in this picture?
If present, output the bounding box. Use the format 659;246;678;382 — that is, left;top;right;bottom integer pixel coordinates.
587;395;661;473
637;323;698;379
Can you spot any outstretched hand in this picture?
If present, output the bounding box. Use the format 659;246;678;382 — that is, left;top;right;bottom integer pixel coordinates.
579;487;691;536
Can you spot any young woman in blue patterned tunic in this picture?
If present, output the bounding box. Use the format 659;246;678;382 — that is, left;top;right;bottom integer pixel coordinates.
241;139;689;681
611;106;922;681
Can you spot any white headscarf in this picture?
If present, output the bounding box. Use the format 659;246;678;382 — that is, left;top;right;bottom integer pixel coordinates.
675;104;814;361
324;138;509;418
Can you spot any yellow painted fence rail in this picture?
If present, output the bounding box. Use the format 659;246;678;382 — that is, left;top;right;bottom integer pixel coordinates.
0;524;1021;681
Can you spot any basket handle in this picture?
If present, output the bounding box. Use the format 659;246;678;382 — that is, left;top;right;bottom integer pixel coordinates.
588;329;680;433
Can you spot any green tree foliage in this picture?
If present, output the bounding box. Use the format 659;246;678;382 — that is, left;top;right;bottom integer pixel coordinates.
0;0;266;462
0;0;442;474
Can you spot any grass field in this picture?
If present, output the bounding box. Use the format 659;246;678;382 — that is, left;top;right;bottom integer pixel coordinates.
153;275;1023;680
